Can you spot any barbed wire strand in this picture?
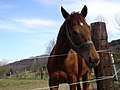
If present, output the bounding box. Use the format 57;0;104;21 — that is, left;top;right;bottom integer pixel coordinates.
35;49;120;59
30;67;120;90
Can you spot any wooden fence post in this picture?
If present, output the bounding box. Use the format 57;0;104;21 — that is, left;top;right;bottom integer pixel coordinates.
91;22;115;90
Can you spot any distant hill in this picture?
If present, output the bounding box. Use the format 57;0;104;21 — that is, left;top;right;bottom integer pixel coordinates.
2;55;48;75
109;39;120;52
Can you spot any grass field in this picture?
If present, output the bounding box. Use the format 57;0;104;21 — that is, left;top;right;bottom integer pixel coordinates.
0;79;49;90
0;79;98;90
0;79;71;90
0;78;119;90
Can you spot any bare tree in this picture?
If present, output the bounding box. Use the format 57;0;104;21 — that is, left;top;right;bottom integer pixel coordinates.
95;15;105;22
0;59;8;66
45;38;56;55
115;13;120;31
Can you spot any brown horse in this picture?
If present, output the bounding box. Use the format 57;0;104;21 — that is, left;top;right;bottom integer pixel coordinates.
47;5;100;90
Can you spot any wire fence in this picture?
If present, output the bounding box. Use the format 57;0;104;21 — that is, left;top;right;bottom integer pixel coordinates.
30;68;120;90
30;50;120;90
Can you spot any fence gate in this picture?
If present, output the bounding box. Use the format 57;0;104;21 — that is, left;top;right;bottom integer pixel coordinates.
91;22;115;90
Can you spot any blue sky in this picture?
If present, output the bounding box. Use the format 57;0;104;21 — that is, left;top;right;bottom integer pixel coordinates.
0;0;120;63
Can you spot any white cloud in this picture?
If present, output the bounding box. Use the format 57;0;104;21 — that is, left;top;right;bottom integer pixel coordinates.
15;18;57;27
0;22;32;33
32;0;55;5
0;17;58;33
61;0;120;41
61;0;120;17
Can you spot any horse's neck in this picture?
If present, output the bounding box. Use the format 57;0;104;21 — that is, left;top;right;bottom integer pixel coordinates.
55;40;70;55
54;25;71;55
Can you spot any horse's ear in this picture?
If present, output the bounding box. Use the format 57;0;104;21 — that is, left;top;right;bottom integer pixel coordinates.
61;6;70;19
80;5;87;18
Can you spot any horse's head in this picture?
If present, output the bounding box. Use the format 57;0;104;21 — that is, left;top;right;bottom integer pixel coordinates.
61;5;100;68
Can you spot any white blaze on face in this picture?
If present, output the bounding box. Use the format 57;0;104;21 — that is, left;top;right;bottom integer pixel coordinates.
80;22;84;26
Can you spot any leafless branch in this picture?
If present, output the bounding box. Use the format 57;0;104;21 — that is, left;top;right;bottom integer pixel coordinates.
95;15;105;22
114;13;120;31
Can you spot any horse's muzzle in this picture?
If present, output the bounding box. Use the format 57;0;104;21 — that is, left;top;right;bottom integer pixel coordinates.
88;56;100;68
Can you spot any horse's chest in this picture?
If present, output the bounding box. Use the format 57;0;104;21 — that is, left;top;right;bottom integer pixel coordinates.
78;58;89;76
62;51;78;74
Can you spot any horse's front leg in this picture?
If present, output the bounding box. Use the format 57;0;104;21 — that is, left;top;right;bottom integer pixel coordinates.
49;78;59;90
68;75;77;90
77;77;81;90
82;71;91;90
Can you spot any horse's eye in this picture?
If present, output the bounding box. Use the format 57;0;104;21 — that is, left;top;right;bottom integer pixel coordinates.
72;31;78;35
71;23;76;26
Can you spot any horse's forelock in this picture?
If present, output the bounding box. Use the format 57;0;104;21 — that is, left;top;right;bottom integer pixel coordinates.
70;12;85;25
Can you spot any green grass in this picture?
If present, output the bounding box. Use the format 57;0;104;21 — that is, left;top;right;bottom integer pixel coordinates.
0;79;49;90
0;78;97;90
1;78;119;90
0;78;70;90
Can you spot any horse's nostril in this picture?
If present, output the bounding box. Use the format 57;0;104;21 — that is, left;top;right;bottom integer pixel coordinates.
89;57;94;64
